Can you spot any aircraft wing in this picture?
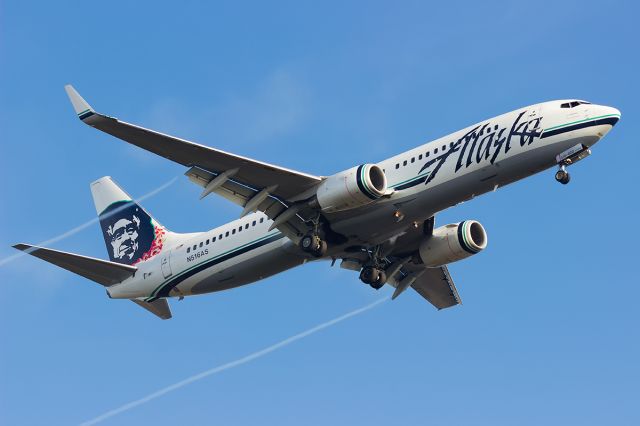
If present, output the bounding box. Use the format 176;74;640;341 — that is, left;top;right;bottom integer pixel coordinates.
387;261;461;309
64;85;322;239
408;265;461;309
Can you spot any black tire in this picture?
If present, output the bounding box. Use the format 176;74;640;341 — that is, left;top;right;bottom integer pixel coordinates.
360;267;376;284
370;270;386;290
561;173;571;185
313;240;328;257
555;170;567;183
300;235;314;251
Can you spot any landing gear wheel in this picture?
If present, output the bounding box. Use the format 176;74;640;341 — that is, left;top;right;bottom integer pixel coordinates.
360;267;386;289
316;240;328;257
359;266;378;284
370;270;387;290
555;169;570;185
299;234;327;257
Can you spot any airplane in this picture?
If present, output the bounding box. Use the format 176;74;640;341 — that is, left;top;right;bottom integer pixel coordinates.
14;86;621;319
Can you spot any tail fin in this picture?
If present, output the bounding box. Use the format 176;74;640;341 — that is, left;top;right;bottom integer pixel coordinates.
91;177;168;266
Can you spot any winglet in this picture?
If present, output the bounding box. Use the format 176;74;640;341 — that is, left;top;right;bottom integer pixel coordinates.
64;84;95;120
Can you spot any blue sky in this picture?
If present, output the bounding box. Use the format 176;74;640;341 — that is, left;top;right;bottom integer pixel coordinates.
1;1;639;424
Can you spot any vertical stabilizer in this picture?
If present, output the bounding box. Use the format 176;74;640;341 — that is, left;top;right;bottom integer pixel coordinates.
90;177;168;266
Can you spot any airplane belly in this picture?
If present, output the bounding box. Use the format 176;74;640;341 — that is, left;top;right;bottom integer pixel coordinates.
183;239;306;296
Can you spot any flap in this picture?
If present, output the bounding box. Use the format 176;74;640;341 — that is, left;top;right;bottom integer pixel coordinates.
185;166;308;241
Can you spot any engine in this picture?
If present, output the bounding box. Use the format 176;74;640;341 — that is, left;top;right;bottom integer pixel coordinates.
315;164;388;213
419;220;488;267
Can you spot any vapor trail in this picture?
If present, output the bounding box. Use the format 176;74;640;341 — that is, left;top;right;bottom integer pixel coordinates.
0;176;179;267
80;297;388;426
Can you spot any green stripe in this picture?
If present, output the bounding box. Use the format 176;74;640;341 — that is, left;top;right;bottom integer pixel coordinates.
77;108;91;116
146;232;281;300
544;113;621;132
389;171;430;189
360;165;376;197
461;221;470;251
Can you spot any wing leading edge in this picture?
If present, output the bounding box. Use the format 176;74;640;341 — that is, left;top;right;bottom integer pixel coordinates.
63;85;322;202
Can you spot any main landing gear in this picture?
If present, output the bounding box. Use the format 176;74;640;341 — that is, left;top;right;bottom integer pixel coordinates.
299;214;328;257
359;266;386;290
299;233;327;257
555;165;571;185
358;245;387;290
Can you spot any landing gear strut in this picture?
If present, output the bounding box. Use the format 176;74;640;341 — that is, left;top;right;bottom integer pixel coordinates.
555;165;571;185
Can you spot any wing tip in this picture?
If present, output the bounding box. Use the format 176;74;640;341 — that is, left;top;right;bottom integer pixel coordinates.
12;243;32;251
64;84;95;119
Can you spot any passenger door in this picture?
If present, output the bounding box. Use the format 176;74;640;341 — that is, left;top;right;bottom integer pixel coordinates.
161;251;173;279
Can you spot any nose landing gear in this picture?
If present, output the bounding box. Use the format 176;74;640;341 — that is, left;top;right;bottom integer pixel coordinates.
555;165;571;185
554;143;592;185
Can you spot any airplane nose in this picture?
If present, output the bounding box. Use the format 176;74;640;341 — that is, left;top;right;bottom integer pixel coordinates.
604;106;621;125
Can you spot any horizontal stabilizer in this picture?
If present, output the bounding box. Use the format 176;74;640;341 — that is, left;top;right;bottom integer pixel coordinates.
13;244;136;286
131;299;172;320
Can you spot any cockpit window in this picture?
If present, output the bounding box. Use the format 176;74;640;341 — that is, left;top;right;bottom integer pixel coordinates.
561;100;591;109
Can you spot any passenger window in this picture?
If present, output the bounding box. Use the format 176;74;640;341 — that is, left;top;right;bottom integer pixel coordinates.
225;231;229;237
206;239;209;245
219;234;223;240
260;218;264;223
199;242;203;248
245;224;249;229
187;247;190;253
193;245;197;251
238;226;242;232
403;160;407;166
419;154;422;160
252;221;256;226
232;229;236;235
395;163;399;169
213;237;217;242
442;145;446;151
434;148;438;154
411;157;415;163
426;151;430;157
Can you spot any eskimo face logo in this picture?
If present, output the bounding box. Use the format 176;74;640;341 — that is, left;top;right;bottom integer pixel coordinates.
99;201;156;265
107;215;141;261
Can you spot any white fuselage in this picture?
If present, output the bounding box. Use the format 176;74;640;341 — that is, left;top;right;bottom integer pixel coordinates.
106;100;620;301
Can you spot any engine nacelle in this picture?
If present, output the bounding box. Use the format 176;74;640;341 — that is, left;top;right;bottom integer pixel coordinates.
419;220;488;267
316;164;388;213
